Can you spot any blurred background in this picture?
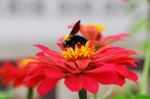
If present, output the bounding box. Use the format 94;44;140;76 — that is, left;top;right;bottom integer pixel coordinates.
0;0;149;99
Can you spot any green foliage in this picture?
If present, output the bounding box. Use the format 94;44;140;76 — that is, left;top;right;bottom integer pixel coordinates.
0;92;10;99
113;95;127;99
140;40;150;51
130;17;148;34
135;95;150;99
113;95;150;99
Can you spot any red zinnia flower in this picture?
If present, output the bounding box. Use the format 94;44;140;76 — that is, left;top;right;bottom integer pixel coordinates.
24;21;138;96
24;41;138;95
0;58;38;87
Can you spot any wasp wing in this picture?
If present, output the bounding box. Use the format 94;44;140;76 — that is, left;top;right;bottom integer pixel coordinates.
69;20;80;37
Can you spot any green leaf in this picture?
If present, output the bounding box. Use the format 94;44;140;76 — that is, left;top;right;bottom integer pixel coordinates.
135;95;150;99
93;94;98;99
113;95;127;99
113;95;150;99
140;41;150;51
130;17;148;34
0;92;10;99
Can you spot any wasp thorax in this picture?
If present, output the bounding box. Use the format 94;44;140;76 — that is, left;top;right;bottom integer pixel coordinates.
62;35;87;49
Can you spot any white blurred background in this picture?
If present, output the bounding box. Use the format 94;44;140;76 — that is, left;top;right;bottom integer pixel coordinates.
0;0;147;59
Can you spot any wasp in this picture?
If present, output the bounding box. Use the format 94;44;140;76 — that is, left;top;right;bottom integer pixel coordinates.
62;20;87;48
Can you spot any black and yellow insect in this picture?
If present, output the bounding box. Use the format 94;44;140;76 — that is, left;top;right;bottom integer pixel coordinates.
62;20;87;48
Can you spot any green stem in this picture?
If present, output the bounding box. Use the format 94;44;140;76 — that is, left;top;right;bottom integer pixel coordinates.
27;88;33;99
78;89;87;99
140;43;150;95
140;0;150;95
93;94;98;99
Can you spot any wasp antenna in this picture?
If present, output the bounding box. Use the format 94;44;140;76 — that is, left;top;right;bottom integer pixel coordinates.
70;20;81;36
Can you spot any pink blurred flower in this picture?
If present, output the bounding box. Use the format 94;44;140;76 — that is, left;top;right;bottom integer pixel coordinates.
67;23;128;47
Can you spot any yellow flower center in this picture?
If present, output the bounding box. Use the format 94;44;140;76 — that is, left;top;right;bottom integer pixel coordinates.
62;42;95;61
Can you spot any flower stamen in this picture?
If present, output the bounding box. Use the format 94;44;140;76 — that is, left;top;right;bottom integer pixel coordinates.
62;42;95;61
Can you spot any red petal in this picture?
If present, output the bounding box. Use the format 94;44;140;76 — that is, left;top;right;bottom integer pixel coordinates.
0;62;22;86
65;76;82;92
37;79;58;96
114;74;125;86
34;44;63;59
24;64;46;87
35;52;67;71
45;69;64;79
76;59;91;70
116;58;137;67
79;75;99;93
65;75;99;93
65;61;78;70
87;64;115;73
115;65;138;81
88;64;118;84
13;78;23;87
99;33;128;45
63;62;81;74
24;74;44;87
